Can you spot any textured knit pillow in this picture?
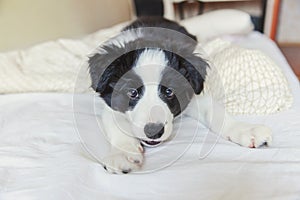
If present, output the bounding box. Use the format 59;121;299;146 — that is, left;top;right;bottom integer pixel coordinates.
202;38;293;115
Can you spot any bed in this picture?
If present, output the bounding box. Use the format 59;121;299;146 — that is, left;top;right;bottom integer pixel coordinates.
1;10;300;200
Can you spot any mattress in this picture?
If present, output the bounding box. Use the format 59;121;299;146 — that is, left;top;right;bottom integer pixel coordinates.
0;32;300;200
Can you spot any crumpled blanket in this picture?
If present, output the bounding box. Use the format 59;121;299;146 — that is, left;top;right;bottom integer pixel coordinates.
0;23;127;94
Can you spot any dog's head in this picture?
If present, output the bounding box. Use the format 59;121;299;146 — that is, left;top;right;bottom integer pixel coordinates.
89;28;208;147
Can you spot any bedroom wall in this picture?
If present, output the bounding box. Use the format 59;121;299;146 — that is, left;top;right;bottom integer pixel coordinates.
0;0;133;52
277;0;300;44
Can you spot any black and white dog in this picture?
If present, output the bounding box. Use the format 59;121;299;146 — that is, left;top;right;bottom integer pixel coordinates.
88;17;272;174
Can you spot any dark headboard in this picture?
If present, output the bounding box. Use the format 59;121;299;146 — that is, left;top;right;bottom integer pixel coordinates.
133;0;164;17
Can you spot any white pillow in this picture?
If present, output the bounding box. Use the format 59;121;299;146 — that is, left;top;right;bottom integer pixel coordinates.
202;38;293;115
180;9;254;42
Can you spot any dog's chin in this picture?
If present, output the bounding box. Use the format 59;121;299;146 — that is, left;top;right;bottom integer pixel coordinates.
140;140;163;148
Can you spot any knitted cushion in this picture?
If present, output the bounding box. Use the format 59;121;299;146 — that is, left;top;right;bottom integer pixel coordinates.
202;38;293;115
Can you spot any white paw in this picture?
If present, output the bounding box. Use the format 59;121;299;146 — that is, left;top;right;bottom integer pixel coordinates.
102;144;144;174
226;123;272;148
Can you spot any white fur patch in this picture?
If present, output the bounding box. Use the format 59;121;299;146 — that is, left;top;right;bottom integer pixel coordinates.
133;49;168;83
126;49;174;141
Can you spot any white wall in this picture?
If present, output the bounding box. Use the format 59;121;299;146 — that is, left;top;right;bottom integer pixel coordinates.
0;0;133;52
277;0;300;44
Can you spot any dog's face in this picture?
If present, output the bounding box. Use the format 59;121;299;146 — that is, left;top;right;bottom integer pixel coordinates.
89;30;207;147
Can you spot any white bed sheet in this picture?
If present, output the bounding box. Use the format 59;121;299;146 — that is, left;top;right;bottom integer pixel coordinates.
0;32;300;200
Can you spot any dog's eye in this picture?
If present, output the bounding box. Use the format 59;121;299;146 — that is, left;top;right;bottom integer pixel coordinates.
165;88;175;99
127;88;139;99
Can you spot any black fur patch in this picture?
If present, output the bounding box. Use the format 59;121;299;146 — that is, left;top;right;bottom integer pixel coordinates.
123;17;197;41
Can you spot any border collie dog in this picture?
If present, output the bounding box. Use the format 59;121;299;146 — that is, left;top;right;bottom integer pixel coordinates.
88;17;272;174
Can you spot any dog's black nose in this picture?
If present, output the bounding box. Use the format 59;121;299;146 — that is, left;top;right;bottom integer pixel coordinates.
144;123;164;139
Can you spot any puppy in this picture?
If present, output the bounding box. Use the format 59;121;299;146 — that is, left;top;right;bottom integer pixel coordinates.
88;17;272;174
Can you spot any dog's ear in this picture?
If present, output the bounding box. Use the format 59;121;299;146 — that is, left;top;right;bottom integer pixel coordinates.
88;50;137;94
88;53;115;94
179;55;208;95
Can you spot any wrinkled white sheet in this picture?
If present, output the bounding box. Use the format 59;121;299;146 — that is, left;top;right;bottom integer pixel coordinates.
0;32;300;200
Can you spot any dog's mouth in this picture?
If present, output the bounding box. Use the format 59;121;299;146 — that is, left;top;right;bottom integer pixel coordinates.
141;140;162;147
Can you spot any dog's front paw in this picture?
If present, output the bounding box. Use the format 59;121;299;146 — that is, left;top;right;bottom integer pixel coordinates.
226;123;272;148
102;145;144;174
